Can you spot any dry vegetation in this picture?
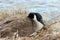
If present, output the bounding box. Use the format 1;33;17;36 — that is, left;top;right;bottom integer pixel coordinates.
0;10;60;40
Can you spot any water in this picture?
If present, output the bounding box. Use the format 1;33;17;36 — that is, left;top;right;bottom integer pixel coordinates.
0;0;60;21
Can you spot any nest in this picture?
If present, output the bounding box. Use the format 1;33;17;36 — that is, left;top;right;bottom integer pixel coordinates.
0;12;60;40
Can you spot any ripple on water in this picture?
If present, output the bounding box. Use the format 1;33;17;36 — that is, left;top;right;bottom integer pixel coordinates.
0;0;60;21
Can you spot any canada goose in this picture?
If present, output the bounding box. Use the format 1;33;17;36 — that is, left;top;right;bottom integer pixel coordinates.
0;12;45;37
28;12;45;31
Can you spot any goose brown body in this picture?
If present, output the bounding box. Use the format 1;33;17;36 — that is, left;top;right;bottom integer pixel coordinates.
0;13;37;37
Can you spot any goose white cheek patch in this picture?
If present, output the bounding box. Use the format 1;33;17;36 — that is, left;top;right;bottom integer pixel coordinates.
30;15;44;36
33;15;44;32
36;21;43;31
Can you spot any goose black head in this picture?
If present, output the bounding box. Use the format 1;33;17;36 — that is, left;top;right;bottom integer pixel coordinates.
28;12;45;25
28;13;34;19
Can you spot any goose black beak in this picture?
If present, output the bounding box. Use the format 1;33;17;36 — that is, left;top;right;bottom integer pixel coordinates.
39;19;47;30
39;19;45;26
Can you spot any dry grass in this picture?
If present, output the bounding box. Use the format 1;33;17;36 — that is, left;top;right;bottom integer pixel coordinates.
0;10;60;40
